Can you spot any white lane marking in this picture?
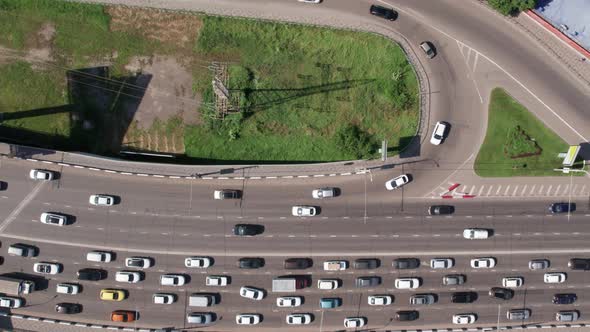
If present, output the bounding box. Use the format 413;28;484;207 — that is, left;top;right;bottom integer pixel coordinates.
486;186;493;196
520;185;527;196
538;185;544;195
529;185;536;195
572;184;579;195
0;182;44;233
561;184;569;195
469;185;475;194
496;186;502;195
546;185;553;196
512;185;519;196
477;186;484;196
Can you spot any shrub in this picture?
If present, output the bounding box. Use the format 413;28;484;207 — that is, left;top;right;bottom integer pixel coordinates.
335;124;376;159
488;0;537;16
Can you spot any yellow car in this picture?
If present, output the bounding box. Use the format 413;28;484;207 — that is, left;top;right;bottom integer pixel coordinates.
100;289;126;301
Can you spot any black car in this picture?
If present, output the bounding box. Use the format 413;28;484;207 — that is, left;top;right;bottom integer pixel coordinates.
369;4;398;21
393;258;420;269
356;276;381;288
553;293;577;305
452;292;477;303
428;205;455;215
233;224;264;236
354;258;380;269
77;268;107;281
238;257;265;269
284;258;312;270
395;310;419;321
55;303;82;314
489;287;514;300
549;202;576;213
569;258;590;270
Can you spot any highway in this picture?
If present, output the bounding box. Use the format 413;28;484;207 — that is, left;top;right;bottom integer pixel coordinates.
2;0;590;330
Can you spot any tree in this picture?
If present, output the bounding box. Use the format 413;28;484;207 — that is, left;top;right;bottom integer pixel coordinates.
488;0;537;16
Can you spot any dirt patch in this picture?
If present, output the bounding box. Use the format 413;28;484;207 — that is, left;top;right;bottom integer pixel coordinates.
121;55;201;154
106;6;202;51
25;22;56;67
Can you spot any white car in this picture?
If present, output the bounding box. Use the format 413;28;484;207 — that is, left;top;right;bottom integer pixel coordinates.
318;279;340;290
395;278;421;289
368;295;393;306
56;283;80;295
125;256;153;269
240;286;265;300
385;174;409;190
298;0;321;3
430;121;447;145
430;258;454;269
236;313;261;325
502;277;524;288
292;206;317;217
29;169;54;181
160;274;186;286
471;257;496;269
86;251;113;263
453;313;477;324
277;296;303;307
0;296;22;308
344;317;366;328
33;262;61;275
463;228;490;239
323;260;348;271
312;187;335;199
206;275;229;286
153;293;176;305
185;256;212;268
40;212;68;226
544;272;567;284
286;313;312;325
115;271;142;283
88;194;115;206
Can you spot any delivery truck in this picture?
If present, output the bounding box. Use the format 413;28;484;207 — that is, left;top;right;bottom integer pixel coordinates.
0;276;35;295
272;276;309;292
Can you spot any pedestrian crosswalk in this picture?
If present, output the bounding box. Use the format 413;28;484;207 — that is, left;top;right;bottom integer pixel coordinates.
428;183;589;198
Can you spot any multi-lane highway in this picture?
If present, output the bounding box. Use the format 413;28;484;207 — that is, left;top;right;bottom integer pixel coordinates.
1;158;589;331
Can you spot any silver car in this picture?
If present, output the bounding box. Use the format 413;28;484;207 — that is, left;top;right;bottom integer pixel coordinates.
556;310;579;322
187;312;215;325
529;259;549;270
312;188;335;199
410;294;436;305
430;258;454;269
29;169;54;180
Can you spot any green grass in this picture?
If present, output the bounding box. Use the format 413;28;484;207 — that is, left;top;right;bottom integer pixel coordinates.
474;88;573;177
186;16;419;161
0;61;69;136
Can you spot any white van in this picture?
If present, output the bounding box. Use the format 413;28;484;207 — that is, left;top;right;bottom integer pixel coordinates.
86;251;113;263
189;293;218;307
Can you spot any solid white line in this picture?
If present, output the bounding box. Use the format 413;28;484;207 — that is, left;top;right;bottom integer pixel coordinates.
0;182;44;233
472;52;479;72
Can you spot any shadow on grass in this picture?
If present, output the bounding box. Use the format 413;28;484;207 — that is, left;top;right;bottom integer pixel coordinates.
389;135;420;159
0;66;151;156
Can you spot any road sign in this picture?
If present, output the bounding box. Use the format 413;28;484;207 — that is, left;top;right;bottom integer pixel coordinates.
562;145;580;167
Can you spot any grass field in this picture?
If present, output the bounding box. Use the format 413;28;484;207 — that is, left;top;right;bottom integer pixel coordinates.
474;88;573;177
0;1;419;161
186;16;418;161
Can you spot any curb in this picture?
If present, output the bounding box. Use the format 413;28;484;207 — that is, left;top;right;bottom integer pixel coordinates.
4;154;372;181
3;311;589;332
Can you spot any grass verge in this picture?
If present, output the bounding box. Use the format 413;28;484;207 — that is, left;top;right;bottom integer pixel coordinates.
474;88;574;177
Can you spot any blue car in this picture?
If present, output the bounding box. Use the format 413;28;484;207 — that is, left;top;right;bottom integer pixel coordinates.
549;202;576;214
319;298;342;309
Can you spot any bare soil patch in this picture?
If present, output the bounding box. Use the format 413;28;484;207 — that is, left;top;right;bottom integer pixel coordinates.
106;6;202;51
